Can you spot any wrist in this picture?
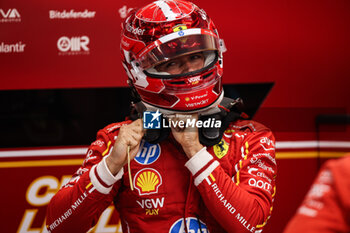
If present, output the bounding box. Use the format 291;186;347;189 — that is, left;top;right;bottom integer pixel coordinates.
183;143;204;158
106;155;124;176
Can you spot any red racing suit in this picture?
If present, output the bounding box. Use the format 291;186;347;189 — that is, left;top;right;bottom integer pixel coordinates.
284;155;350;233
46;119;277;233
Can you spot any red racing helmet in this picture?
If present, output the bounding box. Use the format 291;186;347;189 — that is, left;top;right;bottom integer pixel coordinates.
120;0;226;113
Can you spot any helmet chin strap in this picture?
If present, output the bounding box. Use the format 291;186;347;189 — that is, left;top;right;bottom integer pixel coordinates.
198;97;245;146
130;96;246;146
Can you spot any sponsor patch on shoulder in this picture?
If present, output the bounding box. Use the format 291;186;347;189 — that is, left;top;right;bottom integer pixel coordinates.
213;139;229;159
260;137;275;151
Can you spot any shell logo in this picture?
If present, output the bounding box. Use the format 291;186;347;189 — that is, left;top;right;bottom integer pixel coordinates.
134;168;162;196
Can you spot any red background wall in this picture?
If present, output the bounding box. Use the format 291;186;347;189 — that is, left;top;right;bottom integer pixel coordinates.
1;0;350;232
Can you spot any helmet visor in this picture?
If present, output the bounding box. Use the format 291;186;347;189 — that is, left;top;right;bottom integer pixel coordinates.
137;33;220;71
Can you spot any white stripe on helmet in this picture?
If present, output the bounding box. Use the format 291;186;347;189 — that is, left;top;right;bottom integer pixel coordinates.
155;0;178;21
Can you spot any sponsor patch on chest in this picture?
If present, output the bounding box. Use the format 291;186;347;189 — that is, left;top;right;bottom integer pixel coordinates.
134;140;161;165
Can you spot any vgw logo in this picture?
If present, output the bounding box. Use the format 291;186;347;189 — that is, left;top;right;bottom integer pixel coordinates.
57;36;90;55
143;110;162;129
0;9;21;23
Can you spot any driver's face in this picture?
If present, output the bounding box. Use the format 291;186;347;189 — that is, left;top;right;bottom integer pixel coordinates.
154;52;205;75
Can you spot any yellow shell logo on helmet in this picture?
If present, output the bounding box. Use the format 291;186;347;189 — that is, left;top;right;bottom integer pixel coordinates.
134;168;162;196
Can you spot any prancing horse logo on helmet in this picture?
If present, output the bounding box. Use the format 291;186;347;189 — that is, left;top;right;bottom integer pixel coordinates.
173;24;188;32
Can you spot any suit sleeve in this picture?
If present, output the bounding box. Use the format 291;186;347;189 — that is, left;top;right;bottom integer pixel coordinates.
283;158;350;233
46;128;124;233
185;131;277;232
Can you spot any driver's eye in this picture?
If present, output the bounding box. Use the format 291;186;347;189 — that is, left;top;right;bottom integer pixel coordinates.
190;55;200;60
165;61;178;68
190;53;204;61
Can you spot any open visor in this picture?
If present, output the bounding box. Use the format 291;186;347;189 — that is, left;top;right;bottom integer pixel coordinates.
136;32;220;70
